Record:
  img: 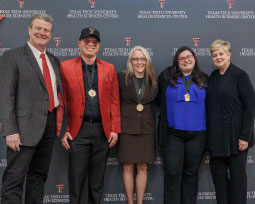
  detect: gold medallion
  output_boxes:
[184,93,190,102]
[136,104,144,112]
[88,89,96,97]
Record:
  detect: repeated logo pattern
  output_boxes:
[124,37,132,47]
[17,0,25,8]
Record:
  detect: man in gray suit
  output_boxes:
[0,14,67,204]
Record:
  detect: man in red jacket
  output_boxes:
[60,27,121,204]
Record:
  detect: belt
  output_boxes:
[83,117,102,123]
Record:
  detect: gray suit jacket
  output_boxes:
[0,44,67,146]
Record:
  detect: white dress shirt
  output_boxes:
[27,41,59,107]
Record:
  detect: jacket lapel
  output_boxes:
[97,58,103,101]
[24,44,46,89]
[74,57,85,98]
[127,76,139,104]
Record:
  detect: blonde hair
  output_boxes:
[126,46,157,87]
[210,39,231,54]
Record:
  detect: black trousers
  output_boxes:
[1,110,56,204]
[209,150,248,204]
[68,121,109,204]
[161,129,206,204]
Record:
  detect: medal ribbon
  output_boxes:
[132,75,146,104]
[181,75,192,94]
[85,63,95,91]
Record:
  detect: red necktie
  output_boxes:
[40,53,55,112]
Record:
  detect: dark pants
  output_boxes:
[1,111,56,204]
[209,150,248,204]
[161,129,206,204]
[68,121,109,204]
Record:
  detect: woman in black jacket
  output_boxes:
[207,39,255,204]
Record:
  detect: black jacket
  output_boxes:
[156,67,172,147]
[207,63,255,156]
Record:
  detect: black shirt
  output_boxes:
[81,59,101,119]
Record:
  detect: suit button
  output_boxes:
[82,102,84,105]
[80,115,82,118]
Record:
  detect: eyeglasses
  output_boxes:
[178,55,194,62]
[131,58,147,63]
[83,39,99,45]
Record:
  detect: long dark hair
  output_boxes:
[170,46,207,89]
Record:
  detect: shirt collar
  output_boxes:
[216,62,232,76]
[81,58,97,69]
[27,41,46,58]
[177,75,191,84]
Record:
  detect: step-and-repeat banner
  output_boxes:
[0,0,255,203]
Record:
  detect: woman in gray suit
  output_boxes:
[117,46,158,204]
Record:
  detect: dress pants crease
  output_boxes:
[1,110,56,204]
[69,121,109,204]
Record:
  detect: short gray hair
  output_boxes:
[29,13,53,29]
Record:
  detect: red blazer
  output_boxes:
[60,56,121,139]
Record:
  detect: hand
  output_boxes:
[6,133,22,152]
[61,132,73,150]
[108,132,118,148]
[238,139,248,151]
